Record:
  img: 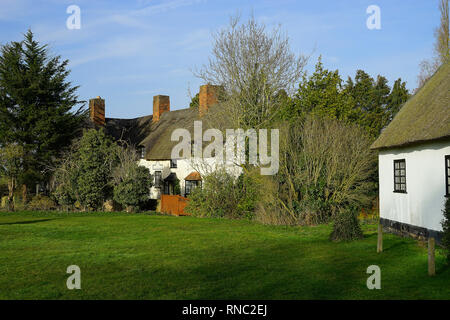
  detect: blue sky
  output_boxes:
[0,0,440,118]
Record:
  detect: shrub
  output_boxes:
[330,208,363,241]
[276,115,377,224]
[185,168,261,219]
[27,195,57,211]
[52,129,118,210]
[112,144,152,212]
[75,129,118,210]
[442,197,450,263]
[113,165,152,212]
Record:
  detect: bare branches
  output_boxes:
[195,14,307,129]
[276,116,376,224]
[417,0,449,89]
[435,0,450,64]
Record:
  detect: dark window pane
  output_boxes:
[154,171,162,188]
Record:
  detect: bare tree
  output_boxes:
[417,0,449,89]
[196,14,308,129]
[435,0,450,64]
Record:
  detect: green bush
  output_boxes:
[442,197,450,263]
[27,195,57,211]
[113,165,152,211]
[185,168,261,219]
[52,129,118,211]
[330,208,363,241]
[75,129,117,210]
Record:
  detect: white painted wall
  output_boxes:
[379,140,450,232]
[138,157,243,199]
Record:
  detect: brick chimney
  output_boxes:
[89,96,105,126]
[153,95,170,123]
[199,84,221,117]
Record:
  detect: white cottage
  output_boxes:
[371,62,450,242]
[88,84,242,200]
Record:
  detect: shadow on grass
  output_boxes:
[0,218,57,225]
[436,263,450,275]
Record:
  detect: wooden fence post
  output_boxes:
[377,223,383,253]
[428,237,435,276]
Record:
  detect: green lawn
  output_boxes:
[0,211,448,300]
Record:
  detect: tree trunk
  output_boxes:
[22,184,27,203]
[7,178,15,211]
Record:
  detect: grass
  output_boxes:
[0,211,448,300]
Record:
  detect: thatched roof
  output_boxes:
[105,107,213,160]
[371,61,450,150]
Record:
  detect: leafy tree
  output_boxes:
[344,70,409,138]
[53,132,154,212]
[283,58,409,139]
[189,93,199,108]
[74,129,117,210]
[385,78,409,122]
[112,143,152,211]
[0,30,86,187]
[343,71,389,138]
[0,144,24,210]
[113,165,152,212]
[282,57,353,121]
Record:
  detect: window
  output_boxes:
[393,159,406,193]
[170,159,177,168]
[163,181,171,195]
[154,171,162,188]
[445,155,450,197]
[185,180,201,196]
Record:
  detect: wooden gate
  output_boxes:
[160,194,190,216]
